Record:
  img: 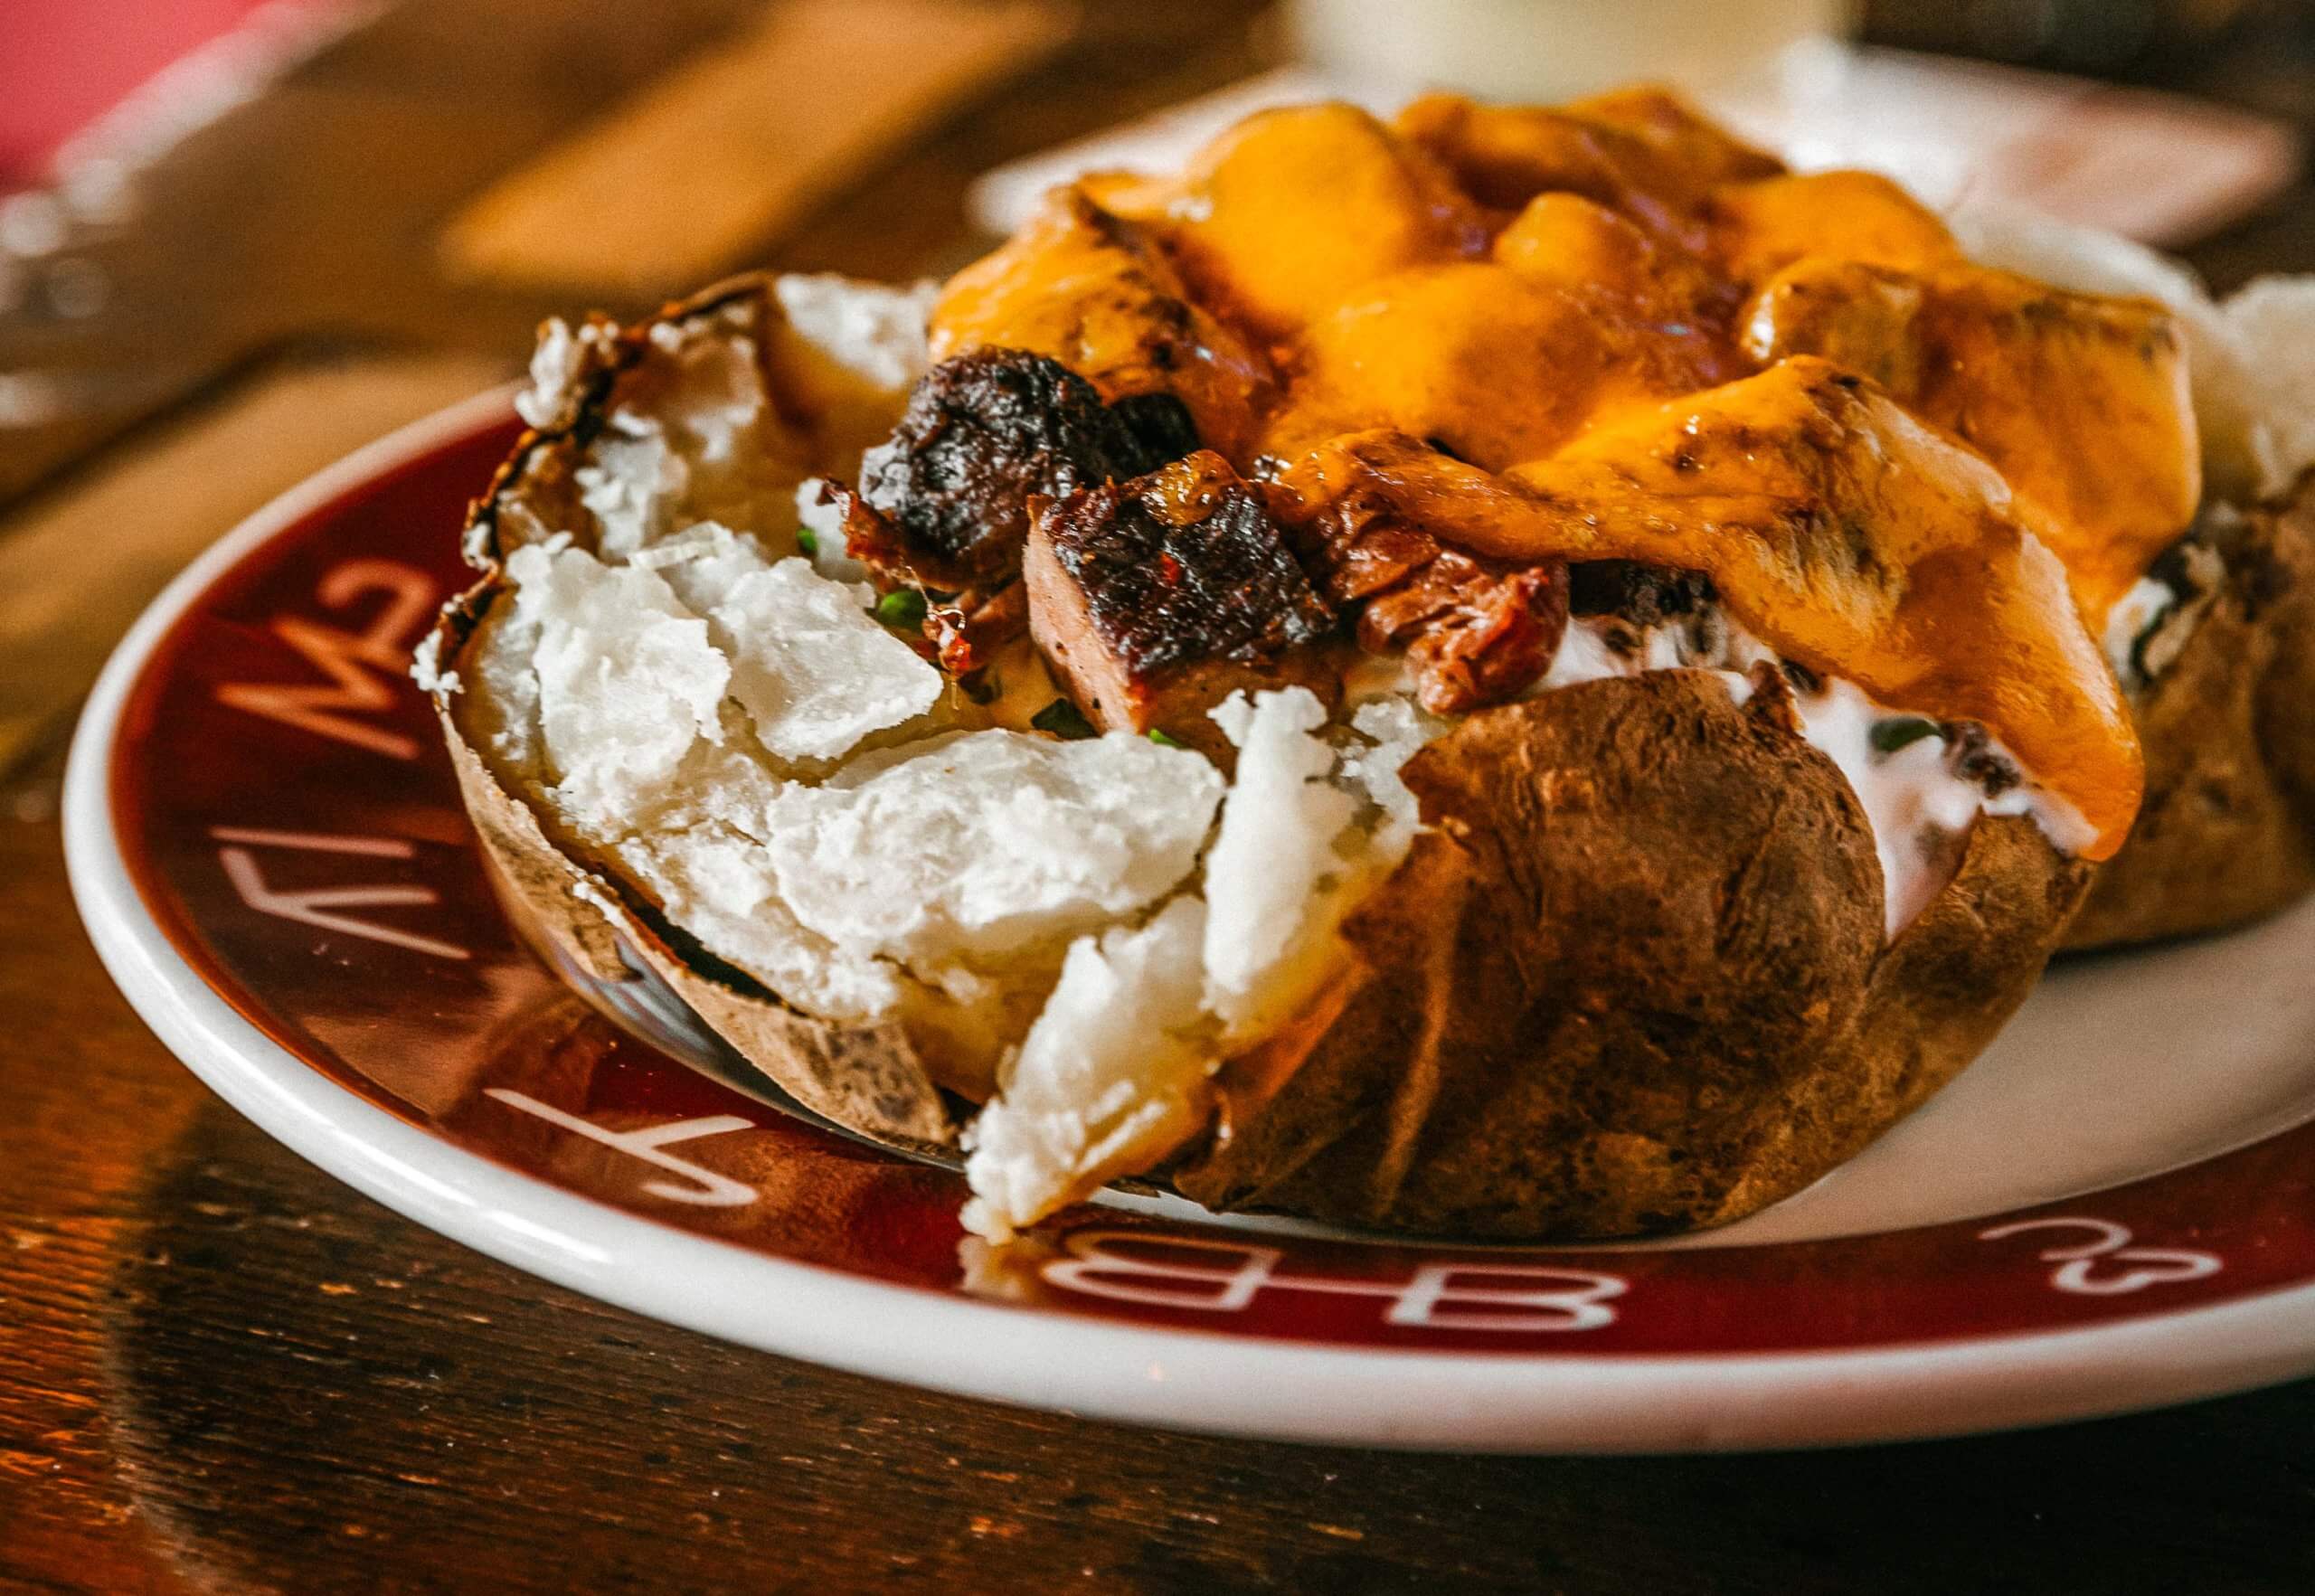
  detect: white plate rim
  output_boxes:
[61,389,2315,1453]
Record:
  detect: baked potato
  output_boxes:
[1940,205,2315,948]
[2062,485,2315,947]
[423,90,2310,1242]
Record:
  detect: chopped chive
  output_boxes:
[1870,716,1942,757]
[796,524,819,558]
[1147,727,1183,749]
[874,588,927,628]
[1031,698,1097,740]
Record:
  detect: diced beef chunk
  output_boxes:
[1296,483,1569,715]
[1363,552,1569,713]
[1026,451,1337,751]
[846,348,1199,675]
[855,348,1159,586]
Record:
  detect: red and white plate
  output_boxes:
[65,394,2315,1452]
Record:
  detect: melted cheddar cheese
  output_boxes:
[932,90,2196,858]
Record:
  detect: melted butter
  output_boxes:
[930,88,2187,860]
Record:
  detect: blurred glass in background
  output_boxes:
[1289,0,1855,101]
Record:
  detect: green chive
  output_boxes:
[796,524,819,558]
[1147,727,1183,749]
[1870,716,1942,756]
[1031,698,1097,740]
[874,589,927,628]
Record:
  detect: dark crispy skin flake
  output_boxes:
[1568,560,1715,626]
[1025,450,1337,752]
[846,347,1200,675]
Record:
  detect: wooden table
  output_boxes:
[5,4,2314,1590]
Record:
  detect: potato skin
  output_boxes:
[1174,673,2089,1238]
[2065,480,2315,949]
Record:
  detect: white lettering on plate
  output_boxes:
[1039,1230,1627,1331]
[210,825,420,857]
[1979,1216,2223,1296]
[485,1090,758,1207]
[214,558,436,759]
[212,826,468,960]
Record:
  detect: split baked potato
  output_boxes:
[1944,205,2315,948]
[423,90,2315,1242]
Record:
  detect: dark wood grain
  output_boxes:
[6,3,2315,1590]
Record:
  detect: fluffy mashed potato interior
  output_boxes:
[963,685,1419,1239]
[485,529,1233,1033]
[474,282,1432,1238]
[959,898,1213,1242]
[1201,689,1366,1035]
[484,515,1411,1232]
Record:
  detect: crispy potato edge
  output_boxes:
[427,272,960,1154]
[2065,477,2315,949]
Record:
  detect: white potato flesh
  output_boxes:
[639,524,941,764]
[1339,694,1449,852]
[1201,687,1361,1034]
[2219,277,2315,498]
[759,730,1224,966]
[615,747,904,1022]
[961,896,1213,1241]
[772,274,942,392]
[506,541,729,839]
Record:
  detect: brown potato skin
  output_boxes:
[2065,480,2315,950]
[1175,673,2089,1238]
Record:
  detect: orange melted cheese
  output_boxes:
[932,90,2196,858]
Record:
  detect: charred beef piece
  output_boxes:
[855,348,1158,585]
[1109,390,1202,466]
[845,348,1196,674]
[1296,481,1570,715]
[1025,450,1337,753]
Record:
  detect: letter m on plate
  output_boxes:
[214,560,436,760]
